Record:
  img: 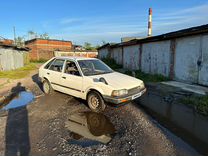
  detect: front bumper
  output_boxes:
[103,88,146,104]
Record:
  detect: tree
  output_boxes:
[15,36,25,47]
[95,44,101,49]
[101,40,107,45]
[28,31,50,40]
[28,30,38,40]
[40,33,50,39]
[84,42,93,50]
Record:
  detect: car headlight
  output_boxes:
[140,82,145,89]
[111,89,128,97]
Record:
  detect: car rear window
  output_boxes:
[44,58,55,69]
[49,59,65,72]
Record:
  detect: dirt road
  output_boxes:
[0,72,199,156]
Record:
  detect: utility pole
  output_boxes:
[13,26,16,45]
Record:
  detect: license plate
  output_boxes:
[132,92,142,100]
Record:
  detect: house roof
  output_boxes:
[98,24,208,49]
[25,38,72,44]
[97,43,117,50]
[0,44,30,51]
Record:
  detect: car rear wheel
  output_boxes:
[87,91,106,112]
[43,80,53,94]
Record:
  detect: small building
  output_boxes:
[25,38,72,61]
[0,37,14,46]
[0,44,29,71]
[97,24,208,86]
[73,45,86,51]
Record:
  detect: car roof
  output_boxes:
[54,56,98,61]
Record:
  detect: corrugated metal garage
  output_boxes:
[97,24,208,86]
[123,45,140,70]
[0,44,29,71]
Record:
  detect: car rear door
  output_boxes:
[60,59,83,98]
[46,59,65,92]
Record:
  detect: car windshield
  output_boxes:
[78,59,113,76]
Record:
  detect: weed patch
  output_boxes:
[0,63,37,79]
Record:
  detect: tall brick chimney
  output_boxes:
[148,8,152,36]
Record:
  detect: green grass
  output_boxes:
[0,63,37,79]
[30,59,48,63]
[125,70,169,83]
[102,58,123,70]
[180,96,208,116]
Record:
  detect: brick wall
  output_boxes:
[0,39,13,45]
[26,39,72,60]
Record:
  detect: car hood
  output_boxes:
[89,72,143,90]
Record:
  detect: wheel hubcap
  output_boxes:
[90,96,99,109]
[43,82,49,93]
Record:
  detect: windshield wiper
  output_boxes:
[100,71,113,74]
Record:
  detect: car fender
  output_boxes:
[84,86,105,99]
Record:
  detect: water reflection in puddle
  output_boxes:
[65,112,116,147]
[0,91,34,110]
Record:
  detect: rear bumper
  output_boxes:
[103,88,146,104]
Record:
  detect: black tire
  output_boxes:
[42,80,54,94]
[87,91,106,112]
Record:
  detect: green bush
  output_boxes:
[125,70,169,83]
[23,53,30,65]
[101,58,123,70]
[30,59,48,63]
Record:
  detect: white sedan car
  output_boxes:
[39,57,146,112]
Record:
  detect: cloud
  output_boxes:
[146,3,208,35]
[60,18,85,25]
[52,30,140,45]
[44,3,208,45]
[166,3,208,16]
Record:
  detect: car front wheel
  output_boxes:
[42,80,53,94]
[87,91,106,112]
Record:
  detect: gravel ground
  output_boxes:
[0,73,199,156]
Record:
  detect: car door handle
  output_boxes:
[62,76,66,79]
[47,72,50,75]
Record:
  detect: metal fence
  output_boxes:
[0,48,27,71]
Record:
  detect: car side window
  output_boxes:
[64,60,81,76]
[44,58,55,69]
[49,59,65,72]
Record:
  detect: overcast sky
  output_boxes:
[1,0,208,45]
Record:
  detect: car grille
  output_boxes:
[128,86,144,95]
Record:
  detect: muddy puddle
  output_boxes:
[0,91,34,111]
[65,112,116,147]
[139,104,208,155]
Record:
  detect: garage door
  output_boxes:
[174,36,201,83]
[198,35,208,86]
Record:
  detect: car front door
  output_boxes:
[60,60,83,98]
[47,59,65,92]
